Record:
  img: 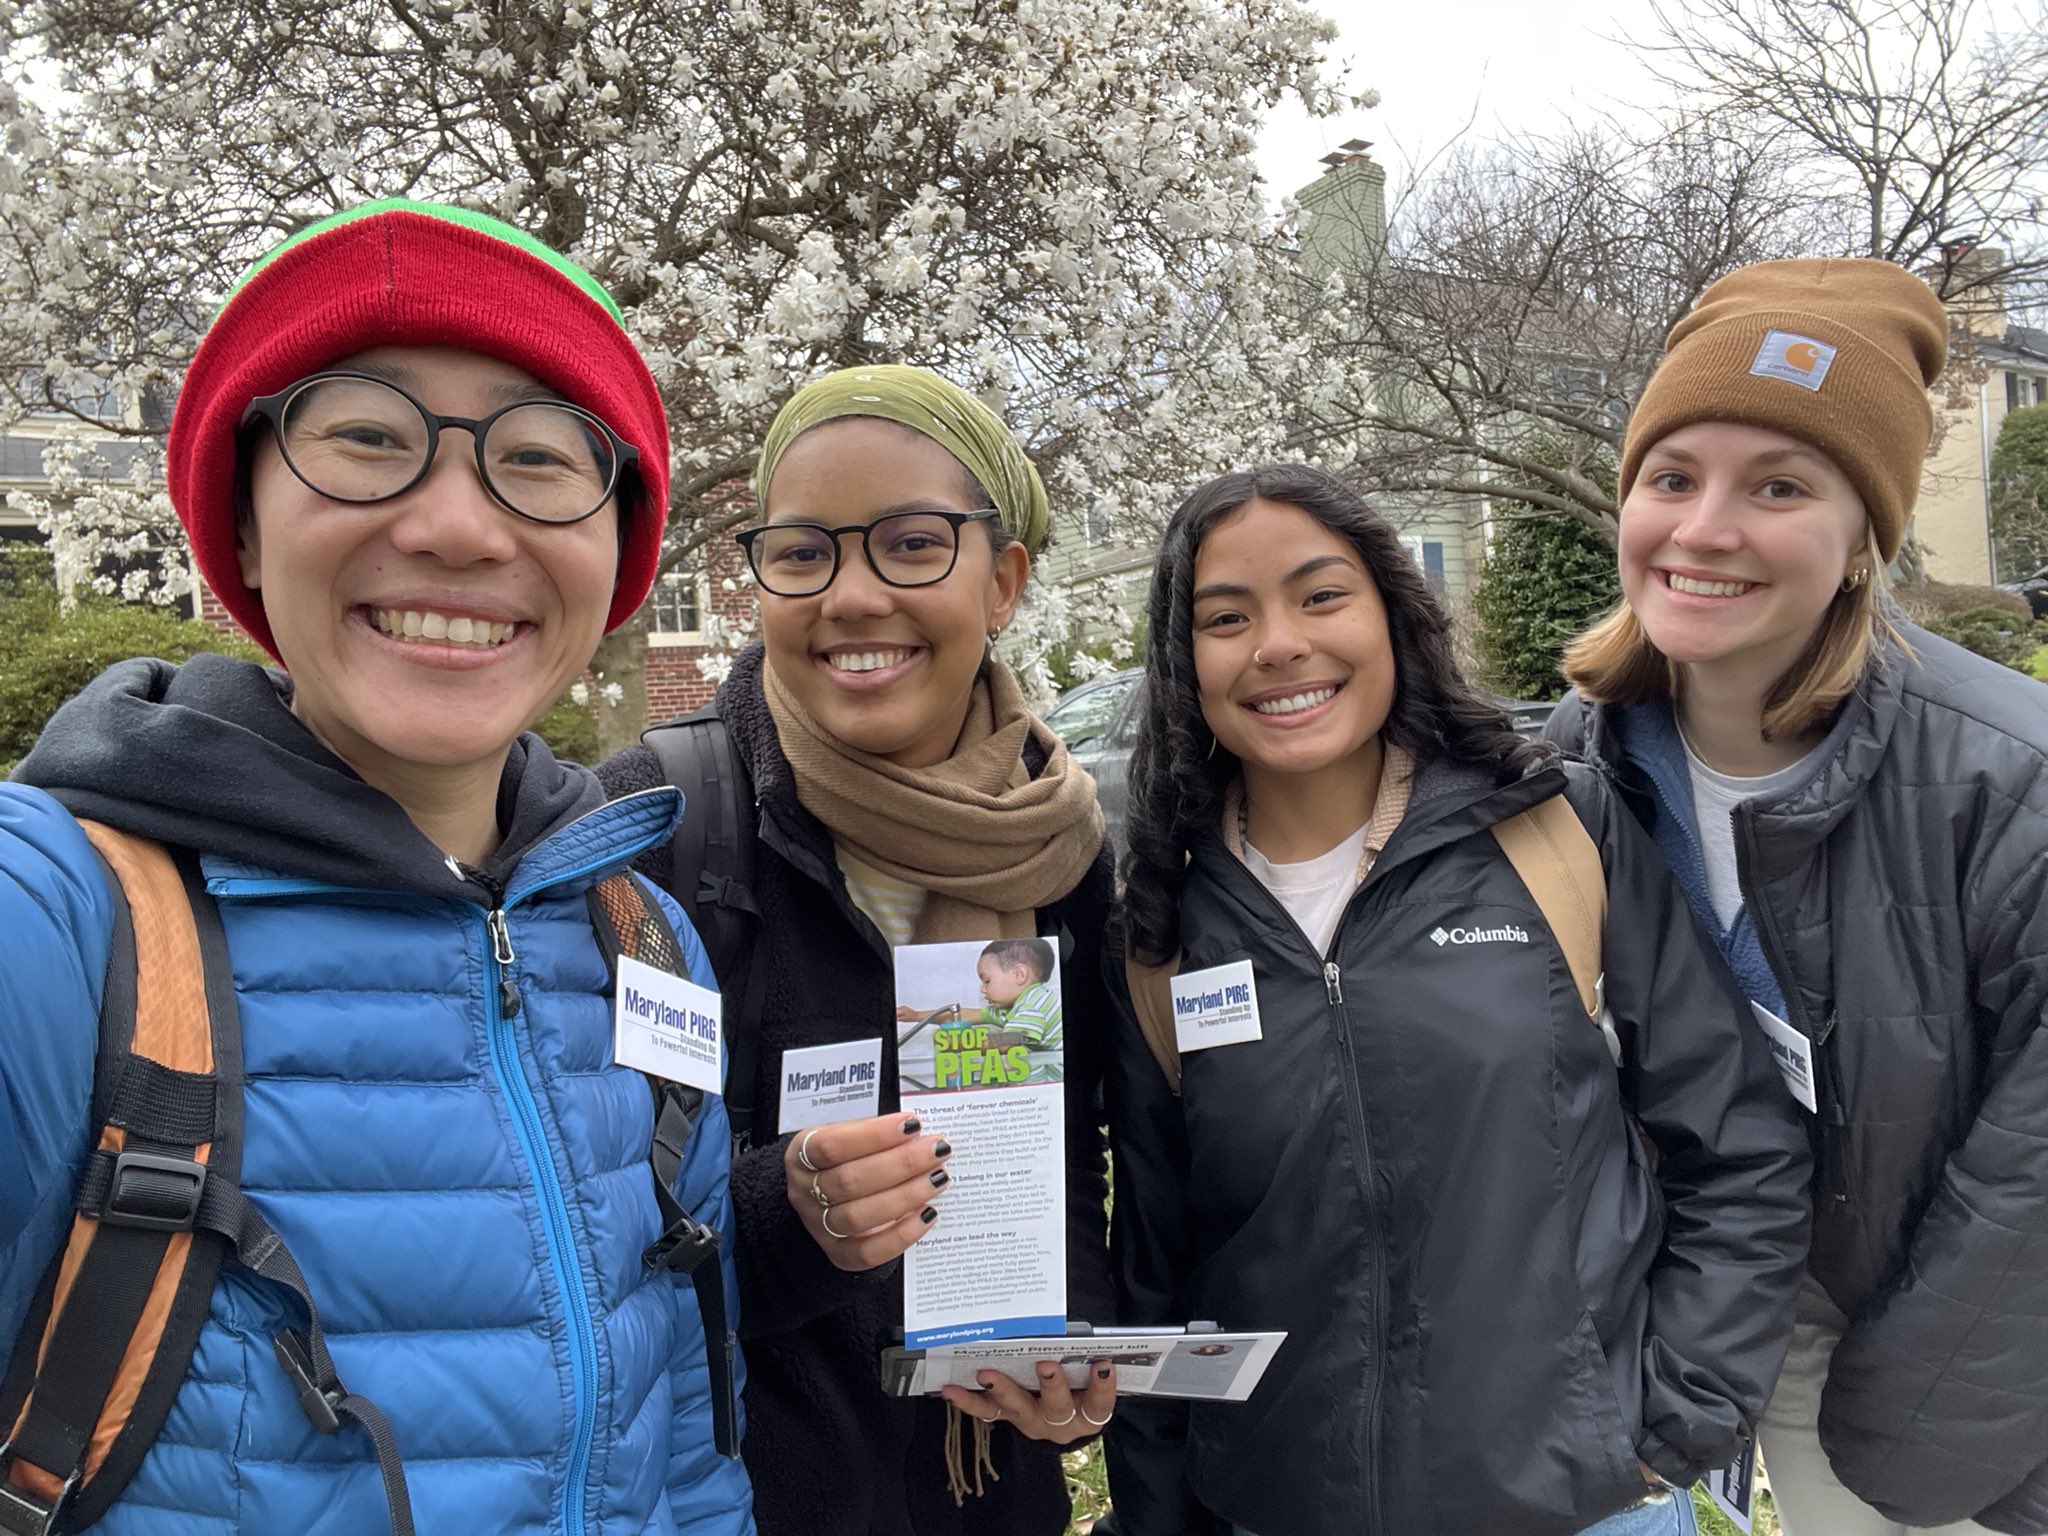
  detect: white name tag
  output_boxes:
[613,953,723,1094]
[778,1039,884,1132]
[1750,1002,1817,1113]
[1170,960,1263,1053]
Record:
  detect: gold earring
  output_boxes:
[1843,567,1871,591]
[987,628,1002,643]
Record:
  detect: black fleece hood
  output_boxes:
[12,653,601,900]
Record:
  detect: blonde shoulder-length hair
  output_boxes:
[1562,558,1903,742]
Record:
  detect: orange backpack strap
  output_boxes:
[0,823,232,1534]
[586,872,739,1459]
[1123,947,1185,1096]
[0,823,416,1536]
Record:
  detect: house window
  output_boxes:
[1399,534,1447,594]
[649,565,706,638]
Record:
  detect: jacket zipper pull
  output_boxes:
[1325,961,1343,1005]
[488,908,521,1018]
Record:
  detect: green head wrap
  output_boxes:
[754,365,1051,555]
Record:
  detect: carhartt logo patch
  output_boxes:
[1749,330,1837,391]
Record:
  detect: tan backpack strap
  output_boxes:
[1123,948,1184,1096]
[1490,794,1606,1021]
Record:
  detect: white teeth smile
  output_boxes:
[1666,573,1755,597]
[1252,688,1336,716]
[370,609,517,647]
[826,649,914,673]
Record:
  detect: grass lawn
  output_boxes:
[1065,1443,1781,1534]
[2029,644,2048,680]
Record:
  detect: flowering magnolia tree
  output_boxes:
[1,0,1358,744]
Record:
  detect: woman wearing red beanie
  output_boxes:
[1551,257,2048,1536]
[0,201,754,1535]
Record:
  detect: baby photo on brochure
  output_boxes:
[894,937,1064,1092]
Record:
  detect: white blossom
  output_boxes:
[2,0,1360,679]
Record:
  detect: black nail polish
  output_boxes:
[930,1169,950,1189]
[902,1115,922,1135]
[933,1140,952,1158]
[1039,1364,1058,1379]
[920,1206,939,1224]
[1096,1366,1112,1380]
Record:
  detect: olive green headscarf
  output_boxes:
[753,364,1051,555]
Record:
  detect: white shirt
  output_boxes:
[1242,823,1372,957]
[1680,732,1824,931]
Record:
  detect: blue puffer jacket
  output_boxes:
[0,657,754,1536]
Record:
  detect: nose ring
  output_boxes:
[1255,648,1266,666]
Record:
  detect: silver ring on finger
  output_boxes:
[820,1206,848,1240]
[1081,1406,1113,1427]
[810,1172,832,1209]
[797,1128,822,1173]
[1043,1408,1078,1427]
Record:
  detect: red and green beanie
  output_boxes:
[167,198,670,656]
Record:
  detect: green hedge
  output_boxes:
[1922,604,2047,675]
[1473,513,1620,701]
[0,589,266,775]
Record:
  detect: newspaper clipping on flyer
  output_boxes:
[886,1330,1287,1402]
[895,937,1067,1349]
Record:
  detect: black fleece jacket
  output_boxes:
[598,646,1115,1536]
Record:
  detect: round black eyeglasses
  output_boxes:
[735,509,1001,596]
[241,371,637,525]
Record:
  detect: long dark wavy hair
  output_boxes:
[1121,464,1550,963]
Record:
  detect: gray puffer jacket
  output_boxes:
[1548,624,2048,1533]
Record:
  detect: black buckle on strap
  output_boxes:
[0,1453,79,1536]
[644,1217,720,1275]
[100,1152,206,1232]
[272,1330,344,1435]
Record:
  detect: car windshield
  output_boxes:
[1045,677,1130,750]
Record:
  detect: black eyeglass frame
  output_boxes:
[239,370,639,526]
[735,508,1002,596]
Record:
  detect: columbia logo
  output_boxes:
[1431,922,1530,947]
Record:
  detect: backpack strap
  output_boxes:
[1490,792,1621,1062]
[642,707,768,1152]
[0,824,414,1536]
[1123,949,1184,1096]
[585,873,740,1460]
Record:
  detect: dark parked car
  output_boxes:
[2003,566,2048,620]
[1043,668,1142,848]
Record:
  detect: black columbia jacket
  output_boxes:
[1104,757,1811,1536]
[1550,625,2048,1533]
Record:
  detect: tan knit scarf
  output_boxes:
[763,657,1104,942]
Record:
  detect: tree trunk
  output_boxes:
[591,609,651,760]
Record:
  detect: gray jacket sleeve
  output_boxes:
[1819,759,2048,1528]
[1570,767,1815,1484]
[1541,690,1590,755]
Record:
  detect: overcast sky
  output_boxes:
[1254,0,1655,202]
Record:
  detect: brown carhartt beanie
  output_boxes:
[1620,258,1949,561]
